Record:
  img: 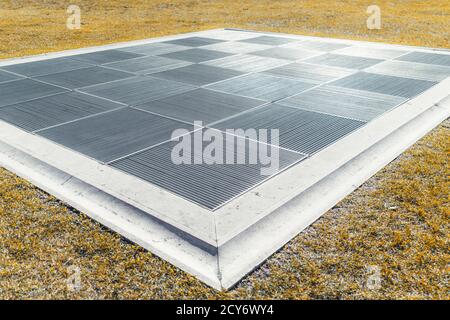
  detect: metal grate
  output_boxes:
[263,62,355,84]
[277,85,407,122]
[162,37,225,47]
[104,56,192,74]
[0,79,68,108]
[111,130,306,210]
[239,36,298,46]
[0,70,24,83]
[365,60,450,82]
[330,72,437,98]
[0,92,123,132]
[134,88,266,124]
[158,48,233,63]
[38,107,193,162]
[68,49,144,65]
[206,73,315,102]
[202,54,289,73]
[396,51,450,67]
[0,58,91,77]
[303,53,384,70]
[150,64,244,86]
[212,103,365,155]
[80,76,196,106]
[35,67,134,89]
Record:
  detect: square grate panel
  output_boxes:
[162,37,225,47]
[111,129,305,210]
[158,48,234,63]
[0,92,123,132]
[284,40,350,52]
[35,67,134,89]
[117,43,189,56]
[263,62,355,84]
[206,73,315,102]
[330,72,438,98]
[239,36,298,46]
[202,54,290,73]
[303,53,384,70]
[0,58,91,77]
[134,88,266,124]
[212,103,365,155]
[201,41,271,54]
[104,56,192,74]
[396,51,450,67]
[335,46,408,60]
[0,70,23,83]
[0,79,68,108]
[69,50,144,65]
[150,64,243,86]
[277,85,407,122]
[251,47,320,61]
[365,60,450,82]
[38,107,193,162]
[80,76,196,106]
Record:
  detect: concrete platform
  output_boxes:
[0,29,449,289]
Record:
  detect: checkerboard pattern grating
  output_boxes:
[1,30,448,209]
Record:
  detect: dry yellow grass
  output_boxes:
[0,0,449,299]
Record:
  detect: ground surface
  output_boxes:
[0,0,449,299]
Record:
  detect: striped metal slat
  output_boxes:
[277,85,407,122]
[330,72,437,98]
[111,130,305,210]
[212,104,365,155]
[0,79,68,108]
[38,108,192,162]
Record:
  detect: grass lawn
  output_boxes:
[0,0,449,299]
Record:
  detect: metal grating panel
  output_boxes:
[162,37,224,47]
[304,53,384,70]
[104,56,192,74]
[158,48,234,63]
[201,41,271,54]
[396,51,450,67]
[239,36,298,46]
[150,64,243,86]
[212,103,365,155]
[111,130,305,210]
[0,70,24,83]
[263,62,355,84]
[35,67,134,89]
[80,76,196,106]
[203,30,262,41]
[38,107,192,162]
[365,60,450,82]
[335,46,408,59]
[0,58,91,77]
[283,40,350,52]
[0,92,124,132]
[135,88,266,124]
[117,43,189,55]
[206,73,315,102]
[0,79,68,108]
[68,50,144,65]
[277,85,407,122]
[202,54,290,73]
[330,72,438,98]
[251,47,320,61]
